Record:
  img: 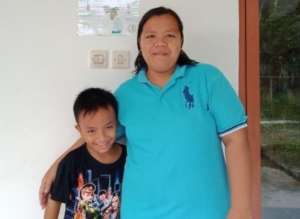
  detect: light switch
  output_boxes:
[89,50,108,69]
[112,50,130,69]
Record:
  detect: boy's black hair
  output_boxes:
[134,6,198,73]
[73,88,118,122]
[99,190,107,195]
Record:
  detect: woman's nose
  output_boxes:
[154,37,167,47]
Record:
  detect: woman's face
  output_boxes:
[139,14,182,75]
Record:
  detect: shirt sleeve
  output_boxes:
[114,88,126,142]
[116,123,126,145]
[207,67,248,137]
[50,158,72,203]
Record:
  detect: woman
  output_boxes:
[40,7,252,219]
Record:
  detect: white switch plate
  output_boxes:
[112,50,130,69]
[89,50,108,69]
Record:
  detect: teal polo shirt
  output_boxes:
[115,64,247,219]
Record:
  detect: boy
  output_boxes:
[44,88,126,219]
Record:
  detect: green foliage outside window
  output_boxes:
[260,0,300,121]
[260,0,300,176]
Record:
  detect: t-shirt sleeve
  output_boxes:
[207,67,248,137]
[50,158,72,203]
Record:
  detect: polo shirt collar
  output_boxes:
[137,68,148,83]
[137,65,187,85]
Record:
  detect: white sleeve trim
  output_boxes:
[219,123,248,137]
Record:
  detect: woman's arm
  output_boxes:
[222,127,252,219]
[44,198,61,219]
[39,138,85,208]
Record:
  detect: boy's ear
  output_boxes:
[75,124,80,132]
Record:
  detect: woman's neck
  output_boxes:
[147,67,175,88]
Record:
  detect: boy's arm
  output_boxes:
[39,137,85,208]
[222,127,252,219]
[44,198,61,219]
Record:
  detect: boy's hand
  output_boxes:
[227,207,252,219]
[39,166,57,209]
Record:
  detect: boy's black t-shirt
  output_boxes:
[50,143,126,219]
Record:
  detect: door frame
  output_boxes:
[239,0,261,219]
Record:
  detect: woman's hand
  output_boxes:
[39,138,84,208]
[227,207,252,219]
[39,164,57,209]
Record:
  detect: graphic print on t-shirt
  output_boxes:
[66,169,121,219]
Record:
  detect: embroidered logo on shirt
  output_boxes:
[183,85,194,109]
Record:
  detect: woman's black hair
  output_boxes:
[134,6,198,73]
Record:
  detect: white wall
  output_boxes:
[0,0,238,218]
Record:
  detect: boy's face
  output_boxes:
[99,193,106,201]
[112,195,120,209]
[76,106,117,154]
[81,185,95,201]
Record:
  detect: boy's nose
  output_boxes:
[95,132,106,143]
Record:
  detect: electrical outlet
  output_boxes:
[112,50,130,69]
[89,50,108,69]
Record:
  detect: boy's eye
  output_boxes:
[106,125,114,129]
[87,129,95,134]
[145,34,155,39]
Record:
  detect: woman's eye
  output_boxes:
[167,33,176,38]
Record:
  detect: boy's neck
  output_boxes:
[86,143,122,164]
